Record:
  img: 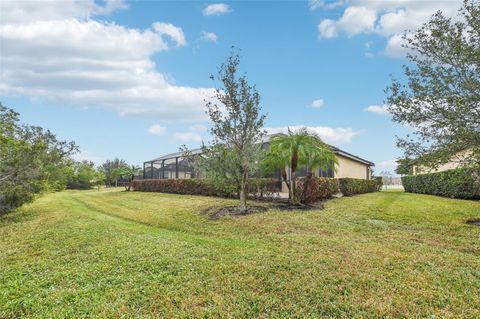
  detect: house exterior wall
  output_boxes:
[335,154,370,179]
[413,149,473,175]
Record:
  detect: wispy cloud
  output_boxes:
[148,124,166,135]
[200,31,218,42]
[364,105,389,115]
[173,132,203,143]
[202,3,231,16]
[266,125,361,145]
[152,22,187,47]
[311,99,324,108]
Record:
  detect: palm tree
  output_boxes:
[118,165,141,191]
[263,128,337,203]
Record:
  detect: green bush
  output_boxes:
[248,178,281,199]
[402,168,480,199]
[131,179,234,197]
[296,177,340,203]
[132,178,281,199]
[338,178,380,196]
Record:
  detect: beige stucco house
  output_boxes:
[412,149,473,175]
[143,135,374,187]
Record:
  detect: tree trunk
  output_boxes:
[239,169,248,213]
[280,167,291,199]
[115,179,118,187]
[291,170,297,204]
[290,152,299,203]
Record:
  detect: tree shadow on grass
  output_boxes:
[0,208,37,227]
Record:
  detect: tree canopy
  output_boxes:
[387,0,480,170]
[0,103,77,214]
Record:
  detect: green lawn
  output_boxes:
[1,189,479,318]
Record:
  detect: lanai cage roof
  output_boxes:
[144,134,374,167]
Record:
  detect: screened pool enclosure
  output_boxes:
[143,149,203,180]
[142,145,331,181]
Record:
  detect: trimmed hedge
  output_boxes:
[132,177,381,202]
[131,179,233,197]
[402,168,480,199]
[131,178,280,199]
[338,178,381,196]
[296,177,340,203]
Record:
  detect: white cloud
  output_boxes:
[152,22,187,47]
[318,20,338,39]
[309,0,345,10]
[311,99,324,108]
[202,3,231,16]
[266,125,361,145]
[0,1,215,122]
[364,105,389,115]
[317,0,462,57]
[0,0,127,24]
[148,124,166,135]
[173,132,203,143]
[383,34,409,58]
[319,6,376,38]
[200,31,218,42]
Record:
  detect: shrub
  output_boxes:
[373,176,383,191]
[131,179,234,198]
[248,178,281,199]
[338,178,380,196]
[402,168,480,199]
[296,177,340,203]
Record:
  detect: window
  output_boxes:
[318,168,334,178]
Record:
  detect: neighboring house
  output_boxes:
[412,149,473,175]
[143,135,374,187]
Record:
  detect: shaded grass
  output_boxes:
[1,188,479,318]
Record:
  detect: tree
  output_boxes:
[99,158,128,187]
[395,158,414,175]
[0,103,77,215]
[67,161,97,189]
[386,0,480,170]
[92,170,106,190]
[200,50,266,212]
[263,129,337,204]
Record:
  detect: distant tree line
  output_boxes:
[0,103,140,215]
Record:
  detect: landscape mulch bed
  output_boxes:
[205,199,325,219]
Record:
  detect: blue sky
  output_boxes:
[0,0,463,173]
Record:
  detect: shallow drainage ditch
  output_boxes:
[466,219,480,226]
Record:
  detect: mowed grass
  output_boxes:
[1,189,479,318]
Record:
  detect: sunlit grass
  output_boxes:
[1,188,479,318]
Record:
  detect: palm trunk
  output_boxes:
[280,167,291,199]
[291,170,298,203]
[290,152,299,203]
